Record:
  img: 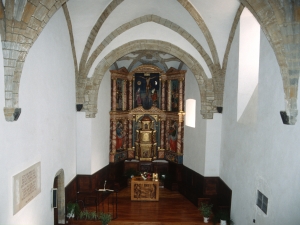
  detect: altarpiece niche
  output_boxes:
[109,65,186,164]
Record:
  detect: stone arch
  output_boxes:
[177,0,220,66]
[77,14,217,106]
[2,0,69,121]
[82,14,214,80]
[83,39,216,119]
[240,0,300,124]
[217,4,244,108]
[54,169,65,224]
[78,0,124,78]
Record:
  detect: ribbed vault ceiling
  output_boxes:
[67,0,240,75]
[2,0,299,124]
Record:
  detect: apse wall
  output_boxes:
[0,9,76,225]
[221,24,300,224]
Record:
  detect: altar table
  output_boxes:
[131,177,159,201]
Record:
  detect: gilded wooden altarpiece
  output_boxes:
[110,65,186,164]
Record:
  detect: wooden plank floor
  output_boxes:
[109,186,213,225]
[70,187,215,225]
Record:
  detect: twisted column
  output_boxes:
[177,121,182,154]
[167,80,172,111]
[112,78,117,111]
[165,119,170,150]
[161,80,166,110]
[123,80,127,111]
[179,78,183,112]
[111,120,117,154]
[128,119,133,149]
[111,119,117,154]
[160,120,165,149]
[123,119,128,149]
[129,80,133,110]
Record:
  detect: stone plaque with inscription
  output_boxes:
[13,162,41,214]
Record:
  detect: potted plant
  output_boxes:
[198,202,213,223]
[88,211,98,220]
[99,212,112,225]
[66,202,80,221]
[213,210,234,225]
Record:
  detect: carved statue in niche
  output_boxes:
[116,120,124,151]
[136,87,142,106]
[135,116,157,161]
[116,79,123,110]
[171,80,179,111]
[168,120,177,152]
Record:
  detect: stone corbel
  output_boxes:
[280,97,298,125]
[4,107,21,121]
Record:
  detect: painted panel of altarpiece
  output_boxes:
[134,73,160,109]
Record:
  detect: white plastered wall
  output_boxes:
[91,70,111,173]
[76,70,111,174]
[76,113,92,174]
[183,67,221,176]
[183,68,206,175]
[0,9,76,225]
[204,113,221,176]
[221,22,300,224]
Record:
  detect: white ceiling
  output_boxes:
[67,0,241,76]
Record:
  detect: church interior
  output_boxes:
[1,0,300,224]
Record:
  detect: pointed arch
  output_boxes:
[240,0,300,124]
[83,40,217,120]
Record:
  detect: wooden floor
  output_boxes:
[110,186,213,225]
[69,186,215,225]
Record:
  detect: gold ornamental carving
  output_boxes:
[129,64,164,76]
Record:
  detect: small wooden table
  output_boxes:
[131,177,159,201]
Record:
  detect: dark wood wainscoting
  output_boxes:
[65,161,232,215]
[164,162,232,214]
[65,162,127,210]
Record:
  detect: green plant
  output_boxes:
[99,212,112,224]
[66,202,80,219]
[213,210,234,225]
[79,209,89,220]
[88,211,98,220]
[198,202,213,218]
